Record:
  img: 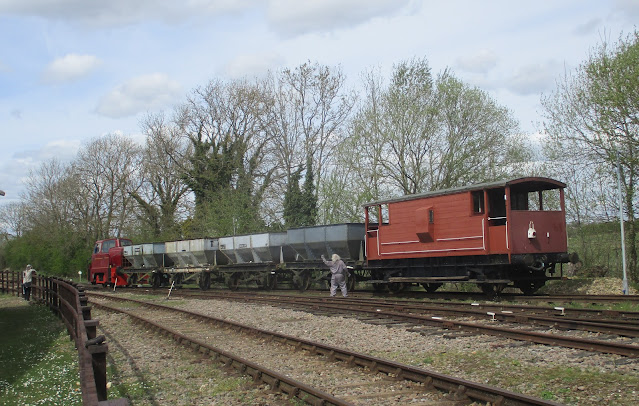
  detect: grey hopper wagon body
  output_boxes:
[286,223,365,261]
[165,238,228,267]
[219,232,296,264]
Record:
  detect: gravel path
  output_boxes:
[95,294,639,405]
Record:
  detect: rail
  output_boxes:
[0,270,127,406]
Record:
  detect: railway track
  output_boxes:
[159,290,639,357]
[89,292,563,406]
[376,290,639,304]
[82,283,639,305]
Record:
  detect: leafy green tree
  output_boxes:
[283,167,304,227]
[301,156,318,226]
[175,78,278,236]
[283,157,318,228]
[337,58,522,208]
[542,31,639,281]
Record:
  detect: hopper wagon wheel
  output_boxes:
[263,272,277,290]
[151,273,162,289]
[127,273,138,287]
[293,271,311,292]
[171,273,183,286]
[198,272,211,291]
[421,283,442,293]
[346,273,356,292]
[227,273,240,290]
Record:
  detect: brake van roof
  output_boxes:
[363,177,566,207]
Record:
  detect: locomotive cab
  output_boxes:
[89,238,133,285]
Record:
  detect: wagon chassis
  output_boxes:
[121,261,361,292]
[361,253,565,295]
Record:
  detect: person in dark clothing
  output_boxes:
[321,254,350,297]
[22,264,37,301]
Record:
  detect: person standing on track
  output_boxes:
[22,264,36,301]
[321,254,350,297]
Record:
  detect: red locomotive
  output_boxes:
[88,238,133,286]
[364,177,574,294]
[88,177,575,295]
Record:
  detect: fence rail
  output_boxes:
[0,270,128,406]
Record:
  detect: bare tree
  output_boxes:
[133,112,192,239]
[0,202,27,238]
[265,62,356,223]
[71,134,143,239]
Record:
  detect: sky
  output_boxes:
[0,0,637,208]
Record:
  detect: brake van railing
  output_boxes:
[0,270,128,406]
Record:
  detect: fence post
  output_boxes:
[87,343,108,401]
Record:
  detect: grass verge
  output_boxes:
[0,294,81,406]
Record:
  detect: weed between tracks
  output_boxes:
[371,348,637,404]
[0,294,81,406]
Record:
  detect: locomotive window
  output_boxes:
[472,191,484,214]
[120,239,133,246]
[101,240,116,253]
[93,243,100,254]
[381,204,390,225]
[429,209,434,223]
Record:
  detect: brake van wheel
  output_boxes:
[387,282,406,293]
[515,280,545,295]
[372,283,388,292]
[421,283,442,293]
[480,283,506,295]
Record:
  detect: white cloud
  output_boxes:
[613,0,639,23]
[267,0,411,37]
[0,139,81,204]
[455,49,498,74]
[505,61,561,96]
[573,18,602,36]
[42,54,101,83]
[0,0,257,26]
[224,52,285,78]
[96,73,182,118]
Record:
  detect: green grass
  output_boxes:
[388,348,639,405]
[0,294,81,406]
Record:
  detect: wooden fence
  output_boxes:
[0,270,128,406]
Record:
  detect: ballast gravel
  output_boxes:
[96,293,639,405]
